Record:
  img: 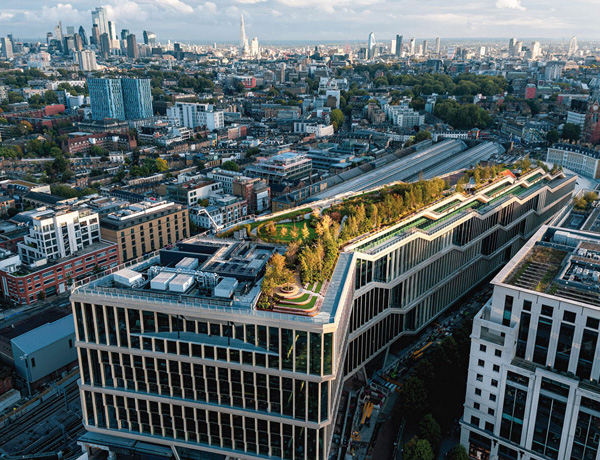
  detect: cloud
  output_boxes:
[225,5,240,17]
[235,0,267,3]
[105,1,148,22]
[271,9,283,16]
[197,1,217,15]
[24,3,85,23]
[495,0,526,10]
[153,0,194,14]
[0,12,15,21]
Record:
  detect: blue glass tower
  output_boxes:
[88,78,152,121]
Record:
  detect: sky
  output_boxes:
[0,0,598,43]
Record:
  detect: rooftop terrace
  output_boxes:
[348,169,562,255]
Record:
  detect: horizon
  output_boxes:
[1,0,599,43]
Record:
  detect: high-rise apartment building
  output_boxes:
[167,102,224,131]
[409,37,416,55]
[435,37,441,54]
[77,50,98,72]
[88,78,152,121]
[73,168,574,460]
[126,34,139,59]
[460,207,600,460]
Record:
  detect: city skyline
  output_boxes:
[0,0,599,42]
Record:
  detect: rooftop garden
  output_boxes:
[574,192,599,211]
[507,246,568,292]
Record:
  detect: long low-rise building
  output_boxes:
[72,168,574,460]
[546,143,600,179]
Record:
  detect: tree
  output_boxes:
[446,445,469,460]
[418,414,442,452]
[156,157,169,172]
[17,120,33,136]
[265,221,277,237]
[301,223,310,241]
[290,226,299,239]
[280,226,288,238]
[397,376,429,421]
[403,437,434,460]
[331,109,344,131]
[562,123,581,142]
[546,129,559,145]
[413,130,432,144]
[222,160,240,172]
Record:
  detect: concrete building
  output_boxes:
[72,168,573,460]
[11,315,78,385]
[245,152,312,184]
[1,37,13,60]
[547,143,600,179]
[460,215,600,460]
[100,200,189,262]
[77,50,98,71]
[17,207,101,265]
[166,180,223,207]
[383,103,425,128]
[126,34,139,59]
[167,102,225,131]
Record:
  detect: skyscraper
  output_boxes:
[91,7,109,37]
[88,78,152,120]
[108,21,117,49]
[126,34,139,59]
[509,37,517,57]
[91,24,100,46]
[78,26,88,47]
[120,29,129,41]
[143,30,156,47]
[0,37,13,59]
[367,32,376,59]
[423,39,428,56]
[395,34,403,57]
[435,37,441,54]
[250,37,259,57]
[54,21,63,42]
[409,37,416,55]
[99,33,110,59]
[240,15,249,56]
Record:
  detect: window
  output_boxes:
[488,408,495,416]
[490,394,497,402]
[586,317,599,329]
[492,379,499,387]
[523,300,532,311]
[477,374,483,382]
[493,364,500,372]
[31,358,36,367]
[478,359,485,367]
[474,402,480,410]
[495,349,502,357]
[480,344,487,352]
[541,304,554,317]
[475,388,482,396]
[503,295,514,326]
[69,339,73,348]
[485,422,494,432]
[563,311,576,323]
[471,416,480,427]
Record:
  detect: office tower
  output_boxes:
[77,49,98,71]
[79,26,88,47]
[367,32,376,59]
[423,39,428,56]
[250,37,259,57]
[126,34,139,59]
[120,29,129,41]
[54,21,63,42]
[509,37,517,57]
[240,14,249,56]
[569,35,578,56]
[143,30,156,46]
[108,21,117,49]
[0,37,13,59]
[409,37,416,55]
[91,24,100,46]
[74,34,83,51]
[435,36,441,54]
[91,7,109,36]
[74,166,574,460]
[460,210,600,460]
[99,33,111,59]
[395,34,403,57]
[46,32,53,44]
[167,102,225,131]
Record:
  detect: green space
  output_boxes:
[432,199,461,213]
[258,220,317,244]
[276,295,318,310]
[314,281,323,294]
[277,292,311,304]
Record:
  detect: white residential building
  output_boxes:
[17,207,101,265]
[461,219,600,460]
[167,102,225,131]
[383,103,425,128]
[77,50,98,72]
